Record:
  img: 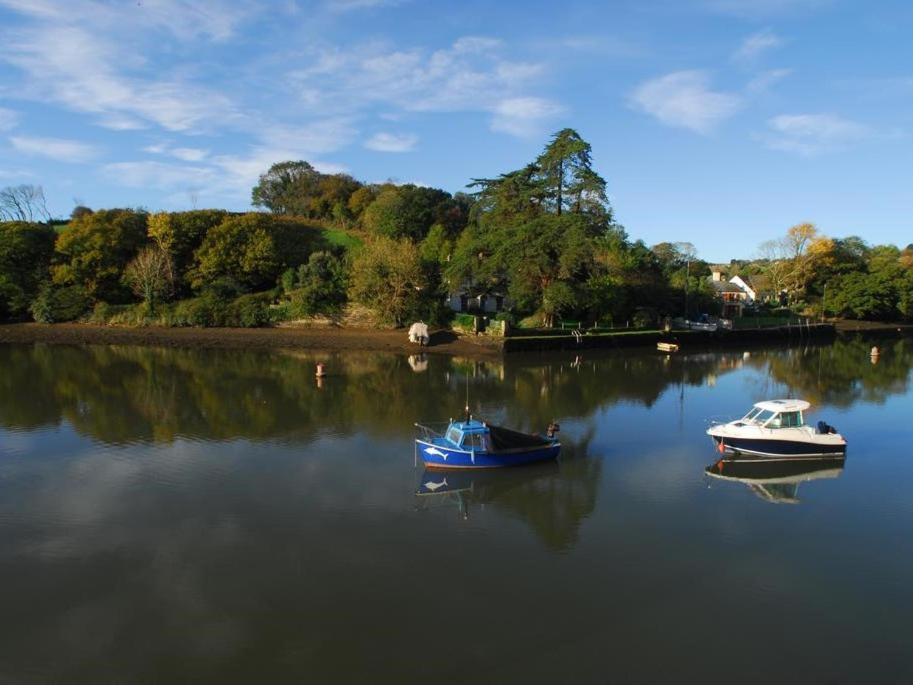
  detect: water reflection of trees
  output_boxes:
[416,437,600,551]
[0,338,909,444]
[745,337,913,407]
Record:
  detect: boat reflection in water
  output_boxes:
[706,455,846,504]
[416,462,561,519]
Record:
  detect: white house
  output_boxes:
[728,275,757,303]
[447,290,508,314]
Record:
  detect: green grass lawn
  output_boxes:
[322,227,362,250]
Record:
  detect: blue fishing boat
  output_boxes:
[414,418,560,469]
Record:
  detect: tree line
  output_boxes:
[1,128,911,328]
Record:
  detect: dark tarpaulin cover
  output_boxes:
[486,424,551,452]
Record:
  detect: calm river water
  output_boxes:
[1,336,912,683]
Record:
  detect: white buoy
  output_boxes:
[316,362,327,377]
[870,346,880,357]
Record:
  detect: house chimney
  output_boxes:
[712,270,723,282]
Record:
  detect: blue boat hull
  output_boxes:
[416,439,560,469]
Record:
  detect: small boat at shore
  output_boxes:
[706,399,846,458]
[414,417,560,469]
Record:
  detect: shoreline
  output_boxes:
[0,321,909,357]
[0,323,504,358]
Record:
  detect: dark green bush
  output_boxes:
[87,302,134,324]
[30,284,90,323]
[452,312,477,332]
[164,291,272,327]
[225,292,272,327]
[167,294,227,327]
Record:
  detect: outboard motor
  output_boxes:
[546,421,560,439]
[817,420,837,435]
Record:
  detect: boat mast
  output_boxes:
[465,371,470,422]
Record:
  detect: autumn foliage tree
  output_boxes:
[191,213,313,291]
[147,210,226,293]
[123,246,174,312]
[348,236,426,326]
[52,209,148,302]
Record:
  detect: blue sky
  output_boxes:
[0,0,910,261]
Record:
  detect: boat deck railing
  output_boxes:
[414,422,449,440]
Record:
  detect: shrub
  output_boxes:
[30,284,90,323]
[453,313,477,332]
[225,292,272,327]
[163,291,273,327]
[166,293,227,327]
[87,302,133,324]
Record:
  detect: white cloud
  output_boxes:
[288,37,556,138]
[170,147,209,162]
[102,160,213,190]
[733,29,782,63]
[0,16,241,133]
[10,135,98,162]
[762,113,870,155]
[326,0,406,10]
[630,71,742,134]
[746,68,792,93]
[364,132,418,152]
[258,119,358,156]
[0,168,35,179]
[0,107,18,130]
[490,97,564,138]
[97,114,147,131]
[0,0,253,41]
[112,118,355,203]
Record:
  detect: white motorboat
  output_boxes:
[706,399,846,458]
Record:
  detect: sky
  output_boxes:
[0,0,910,262]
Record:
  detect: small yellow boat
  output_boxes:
[657,342,679,352]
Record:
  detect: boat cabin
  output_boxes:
[740,399,810,429]
[440,419,555,453]
[444,420,489,451]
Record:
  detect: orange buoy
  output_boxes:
[717,440,726,454]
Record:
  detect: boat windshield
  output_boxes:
[743,407,764,421]
[756,410,804,428]
[755,409,777,424]
[446,427,461,444]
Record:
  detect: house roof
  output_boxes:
[710,280,744,293]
